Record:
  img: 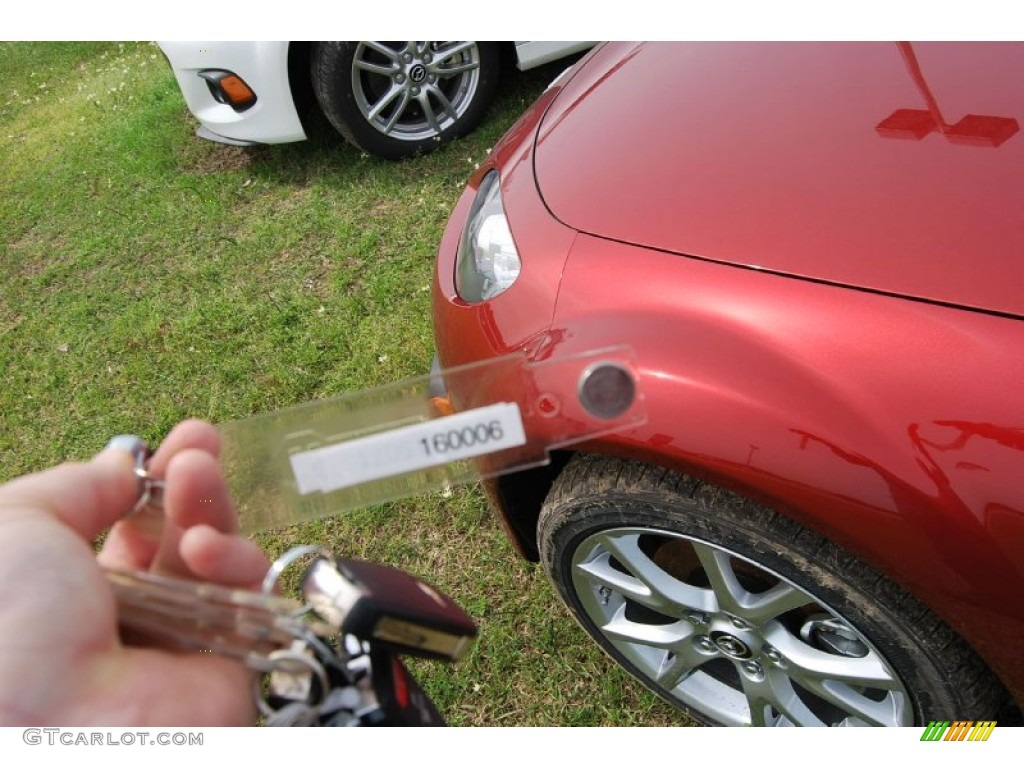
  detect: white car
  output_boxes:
[158,41,593,160]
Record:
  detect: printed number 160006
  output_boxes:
[420,420,504,456]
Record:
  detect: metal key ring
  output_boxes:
[251,648,331,718]
[106,434,166,514]
[262,545,337,617]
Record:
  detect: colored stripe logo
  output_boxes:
[920,721,996,741]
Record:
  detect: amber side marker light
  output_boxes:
[198,69,257,112]
[428,396,456,418]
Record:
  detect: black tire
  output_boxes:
[310,41,500,160]
[538,454,1006,726]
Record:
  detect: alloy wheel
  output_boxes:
[570,526,913,726]
[351,41,482,141]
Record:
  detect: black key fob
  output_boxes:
[302,557,477,661]
[368,648,447,726]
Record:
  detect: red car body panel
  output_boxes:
[432,43,1024,707]
[536,42,1024,317]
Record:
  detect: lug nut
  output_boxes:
[395,74,406,84]
[687,612,710,625]
[696,636,715,653]
[731,617,749,630]
[763,646,782,664]
[743,661,762,676]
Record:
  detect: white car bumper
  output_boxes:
[158,41,306,145]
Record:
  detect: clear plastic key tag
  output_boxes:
[219,346,645,533]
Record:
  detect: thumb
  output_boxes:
[0,448,140,541]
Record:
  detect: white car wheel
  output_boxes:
[311,41,500,160]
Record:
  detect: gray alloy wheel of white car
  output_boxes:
[538,454,1006,726]
[311,41,500,160]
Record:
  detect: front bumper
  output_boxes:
[158,41,306,145]
[196,124,259,147]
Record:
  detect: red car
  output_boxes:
[431,42,1024,727]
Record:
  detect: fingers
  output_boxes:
[27,418,262,587]
[146,448,239,577]
[97,516,162,571]
[0,449,138,541]
[163,449,238,534]
[100,420,236,574]
[180,525,270,588]
[147,419,221,476]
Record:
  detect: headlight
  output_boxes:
[455,170,521,303]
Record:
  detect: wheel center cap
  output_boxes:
[409,64,427,83]
[711,631,752,659]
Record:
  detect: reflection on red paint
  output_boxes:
[877,42,1019,147]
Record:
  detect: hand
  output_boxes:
[0,419,270,726]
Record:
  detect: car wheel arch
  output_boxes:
[534,289,1012,622]
[487,321,1020,700]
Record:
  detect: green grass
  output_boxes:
[0,41,688,726]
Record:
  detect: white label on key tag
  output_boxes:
[289,402,527,495]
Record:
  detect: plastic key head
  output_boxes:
[302,556,477,661]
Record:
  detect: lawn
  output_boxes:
[0,41,686,726]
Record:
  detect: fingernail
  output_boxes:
[104,435,151,466]
[91,446,136,473]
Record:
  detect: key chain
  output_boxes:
[100,438,473,725]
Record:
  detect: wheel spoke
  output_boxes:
[799,679,908,726]
[575,551,666,609]
[764,624,901,689]
[380,90,412,135]
[692,542,750,616]
[743,581,816,623]
[592,531,715,615]
[740,667,825,727]
[432,59,479,77]
[691,542,814,623]
[366,83,405,121]
[602,601,695,649]
[418,92,441,135]
[361,41,402,63]
[599,602,714,692]
[738,673,774,727]
[653,639,715,690]
[430,85,458,122]
[433,41,476,60]
[354,58,396,76]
